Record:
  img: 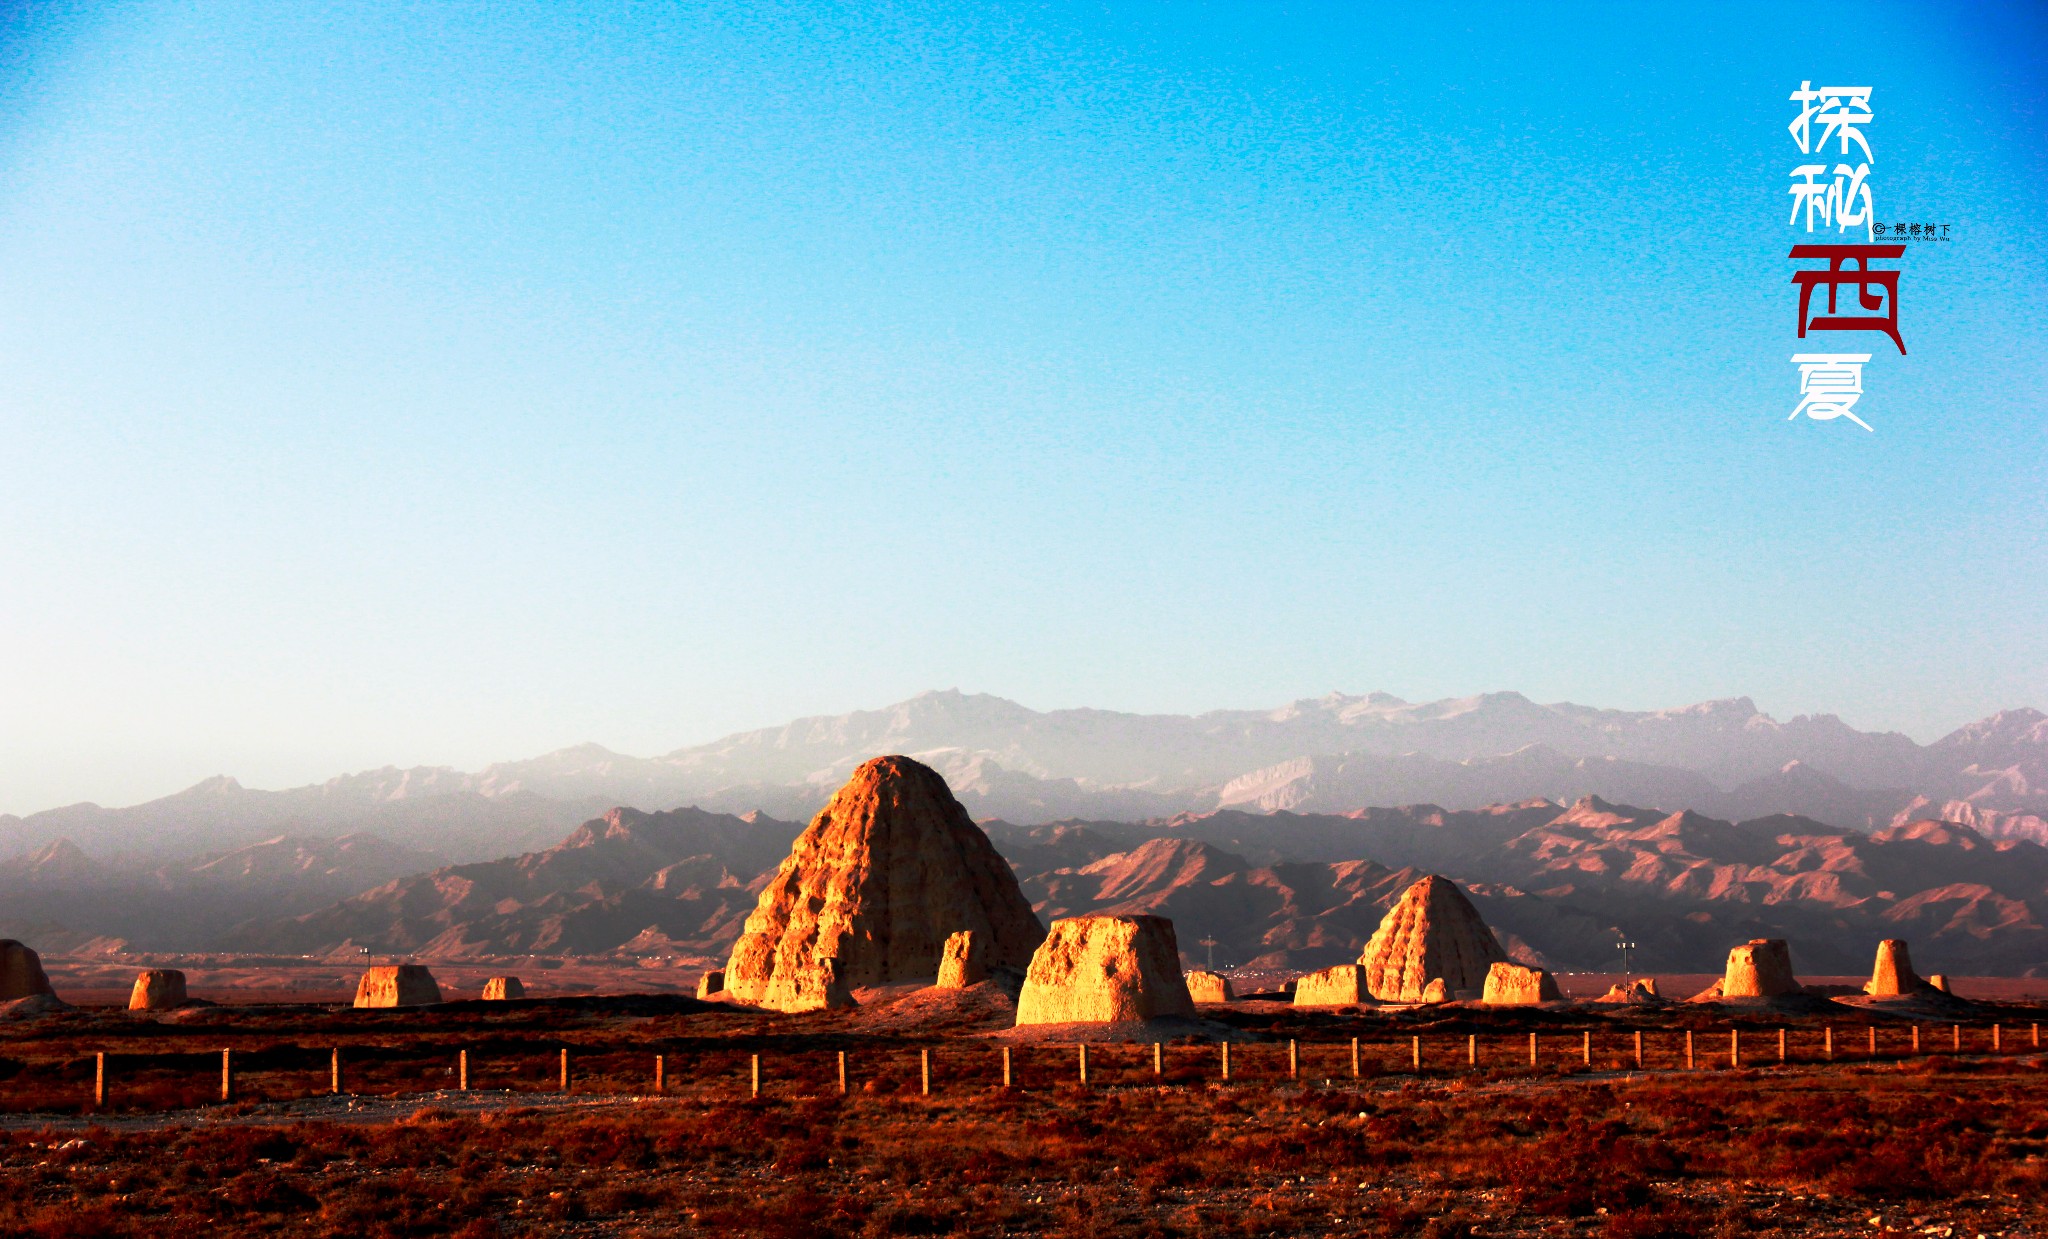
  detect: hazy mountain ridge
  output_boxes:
[5,692,2043,867]
[217,806,803,959]
[189,795,2048,976]
[0,831,448,952]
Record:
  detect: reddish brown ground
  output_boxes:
[1,988,2043,1237]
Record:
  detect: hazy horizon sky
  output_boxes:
[3,2,2044,815]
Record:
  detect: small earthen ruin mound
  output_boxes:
[725,755,1046,1013]
[695,969,725,999]
[1482,961,1562,1005]
[1722,939,1800,998]
[1927,973,1951,994]
[1014,916,1195,1025]
[935,930,987,989]
[1357,875,1507,1002]
[128,969,189,1010]
[1865,939,1928,997]
[1419,978,1450,1003]
[1293,964,1371,1007]
[352,964,442,1008]
[481,976,525,1001]
[1184,970,1234,1003]
[0,940,55,1002]
[1597,978,1660,1004]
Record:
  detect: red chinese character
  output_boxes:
[1790,243,1905,355]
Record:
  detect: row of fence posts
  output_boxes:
[74,1022,2043,1110]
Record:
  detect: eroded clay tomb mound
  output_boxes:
[695,970,725,999]
[1722,938,1800,998]
[1293,963,1370,1006]
[1598,977,1660,1004]
[481,976,525,1001]
[0,941,55,1002]
[1865,939,1929,997]
[935,930,988,989]
[353,964,443,1008]
[1184,970,1234,1003]
[1357,875,1507,1002]
[1481,960,1561,1005]
[128,969,189,1010]
[724,755,1046,1012]
[1014,915,1195,1025]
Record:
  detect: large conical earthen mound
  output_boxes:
[724,755,1046,1012]
[1357,875,1507,1002]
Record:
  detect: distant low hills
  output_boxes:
[35,793,2024,979]
[5,692,2045,865]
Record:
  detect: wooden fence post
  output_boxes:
[1824,1026,1833,1061]
[221,1049,234,1103]
[1582,1030,1591,1067]
[654,1054,665,1094]
[1684,1031,1694,1070]
[1467,1034,1477,1068]
[1528,1033,1538,1069]
[1153,1042,1162,1078]
[2033,1023,2039,1050]
[1000,1047,1010,1090]
[1911,1025,1920,1054]
[1730,1029,1739,1069]
[1350,1037,1360,1079]
[331,1048,342,1095]
[1288,1040,1298,1080]
[750,1053,759,1099]
[560,1048,571,1092]
[1411,1036,1421,1072]
[1077,1043,1088,1086]
[459,1049,469,1091]
[1952,1024,1961,1053]
[840,1050,849,1095]
[1778,1028,1787,1064]
[1993,1025,2002,1053]
[1221,1041,1231,1081]
[95,1052,106,1109]
[1633,1030,1643,1069]
[920,1048,931,1096]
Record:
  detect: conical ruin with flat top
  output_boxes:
[724,755,1045,1013]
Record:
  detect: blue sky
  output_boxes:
[1,1,2043,812]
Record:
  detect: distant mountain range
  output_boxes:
[98,796,2036,978]
[5,691,2045,865]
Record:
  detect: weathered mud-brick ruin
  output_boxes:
[353,964,443,1008]
[1293,963,1370,1006]
[128,968,190,1010]
[1482,960,1561,1005]
[934,930,987,988]
[1722,938,1800,998]
[1014,915,1196,1025]
[1357,875,1507,1002]
[1865,939,1930,997]
[1184,969,1234,1003]
[0,941,55,1002]
[481,976,524,1001]
[694,970,725,999]
[1599,977,1660,1004]
[724,755,1045,1012]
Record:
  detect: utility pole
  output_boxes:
[1198,936,1220,971]
[1614,933,1636,979]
